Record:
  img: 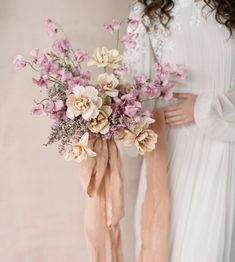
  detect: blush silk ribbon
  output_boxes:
[139,108,171,262]
[79,138,124,262]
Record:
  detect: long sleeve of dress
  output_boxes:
[194,89,235,142]
[123,2,155,81]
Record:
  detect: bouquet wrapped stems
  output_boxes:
[79,138,124,262]
[139,108,170,262]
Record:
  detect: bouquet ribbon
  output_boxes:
[79,138,124,262]
[139,108,171,262]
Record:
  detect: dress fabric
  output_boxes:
[123,1,235,261]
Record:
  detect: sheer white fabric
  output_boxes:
[124,1,235,261]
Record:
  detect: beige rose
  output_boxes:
[87,47,122,69]
[97,73,119,97]
[87,105,112,134]
[65,132,96,163]
[122,128,158,155]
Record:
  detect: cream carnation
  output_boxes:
[98,73,119,97]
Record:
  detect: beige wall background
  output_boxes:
[0,0,143,261]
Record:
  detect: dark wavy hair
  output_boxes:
[138,0,235,34]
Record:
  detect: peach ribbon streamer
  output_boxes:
[139,108,171,262]
[79,138,124,262]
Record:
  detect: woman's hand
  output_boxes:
[164,93,197,126]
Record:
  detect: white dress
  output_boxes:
[123,1,235,261]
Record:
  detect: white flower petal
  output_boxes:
[85,147,96,157]
[75,153,87,163]
[79,132,89,147]
[66,108,75,119]
[105,90,119,97]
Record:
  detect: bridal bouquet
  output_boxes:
[14,18,186,163]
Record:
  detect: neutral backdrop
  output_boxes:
[0,0,143,261]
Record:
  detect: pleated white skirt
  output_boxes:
[135,124,235,262]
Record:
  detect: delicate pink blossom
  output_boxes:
[114,64,128,76]
[46,19,58,37]
[121,33,136,49]
[30,48,40,63]
[125,104,139,117]
[76,70,91,86]
[32,102,44,115]
[172,64,187,80]
[44,100,55,114]
[128,14,142,30]
[145,83,161,99]
[13,55,27,70]
[52,38,70,55]
[36,54,49,68]
[54,100,64,111]
[51,111,66,120]
[104,19,121,33]
[61,69,73,83]
[159,82,175,100]
[32,76,49,88]
[75,50,89,63]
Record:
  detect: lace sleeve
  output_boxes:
[123,1,154,78]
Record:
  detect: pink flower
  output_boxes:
[76,70,91,86]
[52,38,70,55]
[50,61,61,75]
[141,110,155,125]
[75,50,89,63]
[114,64,128,76]
[145,83,161,99]
[54,100,64,111]
[61,69,73,83]
[121,33,136,49]
[30,48,40,63]
[128,14,141,30]
[172,64,187,80]
[134,75,147,89]
[36,54,49,68]
[51,111,66,120]
[44,100,55,114]
[46,19,58,37]
[159,82,175,100]
[125,104,140,117]
[32,102,44,115]
[32,75,49,88]
[104,19,121,33]
[13,55,27,70]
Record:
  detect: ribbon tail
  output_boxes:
[80,138,124,262]
[139,108,171,262]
